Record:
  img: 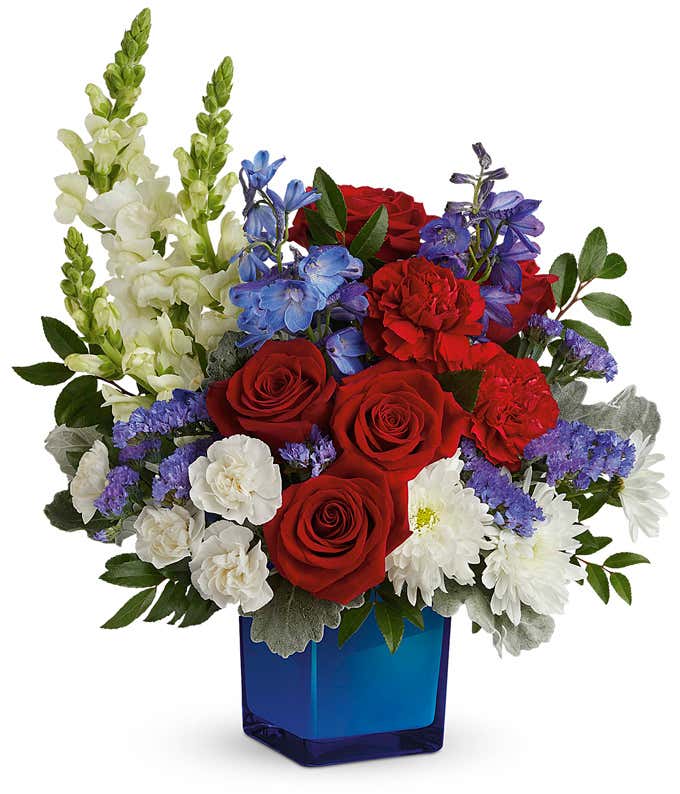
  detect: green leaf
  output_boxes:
[575,529,612,555]
[44,490,111,532]
[101,587,156,629]
[180,587,219,627]
[586,563,610,604]
[338,601,374,648]
[313,168,347,232]
[471,621,482,634]
[41,316,87,358]
[54,376,110,428]
[13,362,73,386]
[100,560,164,588]
[378,585,425,629]
[550,253,577,306]
[610,572,632,604]
[603,552,650,568]
[144,581,180,623]
[578,227,608,281]
[437,369,483,412]
[561,319,609,350]
[349,205,388,262]
[577,491,609,522]
[374,601,404,654]
[598,253,627,280]
[582,292,632,326]
[105,553,138,570]
[303,208,338,246]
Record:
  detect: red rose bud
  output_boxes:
[206,339,336,450]
[363,257,485,372]
[289,185,435,262]
[331,359,470,482]
[486,260,557,343]
[263,454,408,604]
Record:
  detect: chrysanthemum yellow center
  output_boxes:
[413,505,439,532]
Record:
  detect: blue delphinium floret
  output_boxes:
[327,281,369,321]
[241,150,285,190]
[460,439,543,537]
[478,190,544,254]
[258,278,325,333]
[562,328,618,381]
[324,327,368,375]
[279,426,337,478]
[152,437,214,503]
[524,420,635,489]
[419,211,471,275]
[268,179,321,213]
[94,466,140,517]
[298,246,354,298]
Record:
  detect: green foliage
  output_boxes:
[599,253,627,279]
[104,8,152,119]
[437,369,483,412]
[54,376,111,429]
[349,205,388,261]
[561,319,609,350]
[602,552,650,568]
[100,558,164,588]
[13,362,73,386]
[578,227,608,281]
[338,600,373,648]
[575,529,612,555]
[374,601,404,654]
[41,316,87,358]
[302,209,338,245]
[102,587,157,629]
[550,253,577,306]
[586,563,610,603]
[576,491,609,521]
[44,490,112,534]
[312,168,347,232]
[610,572,632,604]
[581,292,632,326]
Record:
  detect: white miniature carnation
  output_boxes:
[190,521,273,612]
[482,476,585,626]
[70,439,110,523]
[619,430,668,541]
[135,505,205,569]
[189,435,282,525]
[386,454,493,606]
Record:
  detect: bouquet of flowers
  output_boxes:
[17,9,666,661]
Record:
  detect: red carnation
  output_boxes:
[486,260,557,343]
[464,343,559,470]
[263,454,408,604]
[206,339,336,450]
[289,185,434,262]
[363,257,485,372]
[331,359,470,482]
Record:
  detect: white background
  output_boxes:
[1,1,678,791]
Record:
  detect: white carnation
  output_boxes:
[189,435,282,525]
[482,477,584,626]
[135,505,205,569]
[386,454,493,606]
[190,521,273,612]
[69,439,110,523]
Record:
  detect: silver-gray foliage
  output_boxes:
[44,425,102,478]
[432,581,554,657]
[553,382,660,440]
[203,331,251,386]
[245,575,345,658]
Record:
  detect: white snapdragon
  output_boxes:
[135,505,205,569]
[54,173,90,224]
[85,112,149,177]
[100,384,154,422]
[217,210,247,262]
[70,439,110,523]
[87,178,177,242]
[386,454,493,606]
[190,521,273,612]
[189,435,282,525]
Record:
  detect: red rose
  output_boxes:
[363,257,485,372]
[289,185,435,262]
[486,260,557,343]
[263,454,407,604]
[331,359,470,482]
[464,342,559,470]
[206,339,336,449]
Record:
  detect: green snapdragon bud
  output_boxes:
[85,84,112,118]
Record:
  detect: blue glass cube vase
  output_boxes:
[239,608,451,766]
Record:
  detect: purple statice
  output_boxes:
[562,329,618,381]
[527,313,564,340]
[91,529,112,543]
[152,437,214,503]
[460,439,543,537]
[94,466,140,517]
[118,437,161,463]
[524,420,635,490]
[113,390,210,448]
[279,426,337,478]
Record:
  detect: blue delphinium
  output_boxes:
[258,278,326,334]
[460,439,544,537]
[113,390,210,448]
[419,211,470,276]
[324,327,368,375]
[298,246,363,298]
[524,420,635,489]
[327,281,369,322]
[241,150,285,190]
[562,328,618,382]
[269,179,321,213]
[279,426,337,478]
[152,438,214,503]
[94,466,140,517]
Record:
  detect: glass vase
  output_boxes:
[239,607,451,766]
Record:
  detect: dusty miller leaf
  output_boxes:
[203,331,251,385]
[493,608,555,657]
[44,424,102,477]
[552,383,660,440]
[245,574,344,658]
[432,580,473,617]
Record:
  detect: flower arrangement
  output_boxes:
[17,9,667,665]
